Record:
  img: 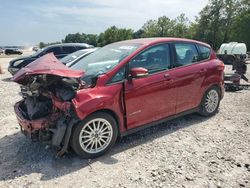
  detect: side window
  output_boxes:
[198,45,211,61]
[110,66,126,83]
[174,43,199,66]
[62,46,76,54]
[130,44,171,74]
[47,47,62,55]
[76,46,87,50]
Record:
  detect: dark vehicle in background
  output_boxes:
[61,48,99,67]
[8,43,94,75]
[5,48,23,55]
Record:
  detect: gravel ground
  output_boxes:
[0,56,250,188]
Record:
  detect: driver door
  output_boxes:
[124,44,177,129]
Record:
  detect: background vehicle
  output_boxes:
[0,48,4,54]
[32,46,39,52]
[8,43,94,75]
[217,42,247,65]
[5,48,23,55]
[60,48,99,67]
[13,38,224,158]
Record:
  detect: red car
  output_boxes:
[13,38,224,158]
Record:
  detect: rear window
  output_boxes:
[198,45,211,61]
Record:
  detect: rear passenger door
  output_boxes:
[172,42,208,113]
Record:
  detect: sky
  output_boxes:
[0,0,208,46]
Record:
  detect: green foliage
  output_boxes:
[63,33,98,46]
[97,26,133,46]
[172,14,190,38]
[39,42,46,49]
[133,29,145,39]
[192,0,249,50]
[231,9,250,49]
[193,0,226,49]
[141,16,175,37]
[39,41,61,49]
[141,15,191,38]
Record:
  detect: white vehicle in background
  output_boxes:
[219,42,250,91]
[217,42,248,65]
[60,47,99,67]
[0,48,4,54]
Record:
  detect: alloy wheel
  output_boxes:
[205,89,219,113]
[79,118,113,154]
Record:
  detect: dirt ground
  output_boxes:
[0,55,249,188]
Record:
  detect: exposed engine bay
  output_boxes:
[19,74,79,119]
[15,74,82,155]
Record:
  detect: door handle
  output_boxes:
[164,74,173,82]
[199,68,207,73]
[164,74,171,78]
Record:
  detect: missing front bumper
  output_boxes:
[14,101,60,141]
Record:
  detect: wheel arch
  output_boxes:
[209,83,222,99]
[200,83,222,106]
[74,108,122,136]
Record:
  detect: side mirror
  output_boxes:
[130,67,149,79]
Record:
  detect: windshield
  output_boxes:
[71,43,141,77]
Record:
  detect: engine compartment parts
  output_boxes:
[14,66,82,155]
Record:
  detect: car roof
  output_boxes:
[115,38,211,48]
[46,43,94,48]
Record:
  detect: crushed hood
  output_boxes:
[12,53,84,83]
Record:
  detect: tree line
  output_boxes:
[39,0,250,50]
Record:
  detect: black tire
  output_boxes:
[71,112,118,158]
[199,86,220,116]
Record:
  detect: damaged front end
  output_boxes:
[13,54,84,154]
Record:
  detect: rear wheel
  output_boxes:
[199,86,220,116]
[71,112,118,158]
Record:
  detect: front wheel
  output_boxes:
[71,112,118,158]
[199,86,220,116]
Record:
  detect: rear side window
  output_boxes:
[174,43,199,66]
[198,45,211,61]
[46,47,62,55]
[62,46,77,54]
